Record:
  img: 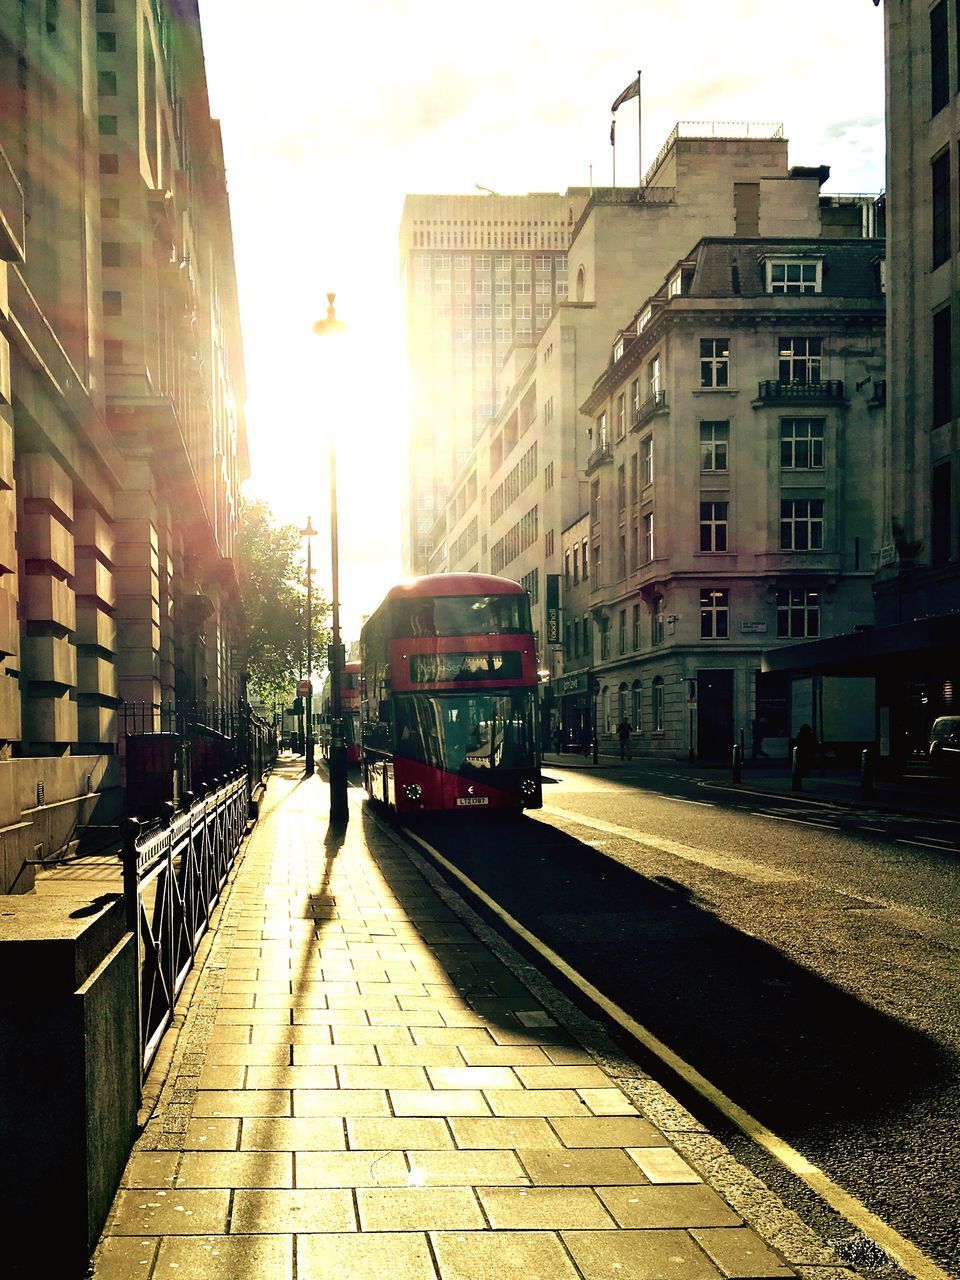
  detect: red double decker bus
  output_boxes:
[319,661,361,765]
[359,574,542,814]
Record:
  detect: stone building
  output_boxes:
[432,125,879,706]
[578,236,885,760]
[0,1,247,891]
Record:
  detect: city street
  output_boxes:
[392,761,960,1280]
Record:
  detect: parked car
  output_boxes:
[928,716,960,772]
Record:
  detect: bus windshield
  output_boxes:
[392,594,531,638]
[394,691,537,775]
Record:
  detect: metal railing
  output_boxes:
[756,379,845,403]
[644,121,783,185]
[585,439,613,473]
[122,770,249,1078]
[631,389,667,430]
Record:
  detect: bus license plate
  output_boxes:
[456,795,489,806]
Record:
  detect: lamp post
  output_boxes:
[301,517,317,775]
[313,293,349,823]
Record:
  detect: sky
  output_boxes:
[197,0,886,644]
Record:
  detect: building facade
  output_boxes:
[578,237,885,760]
[430,126,880,717]
[0,0,247,891]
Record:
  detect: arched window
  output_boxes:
[652,676,665,732]
[576,265,586,302]
[618,682,628,720]
[632,680,643,732]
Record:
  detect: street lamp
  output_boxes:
[301,517,317,775]
[313,293,349,823]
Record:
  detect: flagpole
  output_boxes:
[637,70,642,193]
[611,118,616,188]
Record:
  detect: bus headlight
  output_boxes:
[403,783,422,801]
[521,776,538,797]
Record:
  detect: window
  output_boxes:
[98,69,117,95]
[516,303,531,319]
[652,677,664,731]
[495,302,511,319]
[629,454,638,504]
[99,153,119,174]
[103,289,122,315]
[583,614,592,656]
[632,680,643,731]
[777,588,820,638]
[641,435,653,487]
[496,255,511,271]
[699,501,728,552]
[668,270,682,298]
[932,149,952,268]
[565,623,572,659]
[778,336,821,385]
[496,279,511,296]
[496,327,511,343]
[638,306,652,333]
[618,533,627,580]
[643,512,654,563]
[780,498,824,551]
[475,254,491,270]
[573,546,580,584]
[700,589,729,639]
[582,539,589,580]
[617,465,626,512]
[648,353,661,397]
[700,421,729,471]
[516,255,530,271]
[616,393,626,440]
[700,338,729,387]
[476,278,490,295]
[932,462,952,565]
[544,461,554,490]
[96,30,117,51]
[535,255,551,271]
[632,606,642,651]
[476,302,491,318]
[536,302,551,320]
[595,410,607,447]
[435,279,450,296]
[435,255,450,269]
[536,278,551,295]
[556,280,567,297]
[631,377,641,422]
[933,306,953,426]
[100,197,119,219]
[455,279,471,295]
[516,280,532,295]
[932,1,950,115]
[600,623,610,660]
[780,418,824,469]
[651,595,664,646]
[766,260,821,294]
[573,618,580,658]
[591,544,600,589]
[476,328,491,343]
[564,550,571,585]
[545,529,554,558]
[619,610,627,655]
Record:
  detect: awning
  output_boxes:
[761,613,960,677]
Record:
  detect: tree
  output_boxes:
[237,499,330,714]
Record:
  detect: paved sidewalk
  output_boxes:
[90,761,848,1280]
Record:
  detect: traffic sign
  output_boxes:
[297,679,311,696]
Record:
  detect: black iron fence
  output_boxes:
[118,699,276,817]
[122,770,249,1078]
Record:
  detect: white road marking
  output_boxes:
[749,813,837,830]
[402,824,956,1280]
[897,838,958,852]
[662,796,715,808]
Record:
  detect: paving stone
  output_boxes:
[357,1186,485,1231]
[477,1186,615,1230]
[374,1043,465,1067]
[196,1065,246,1090]
[515,1065,611,1089]
[692,1227,797,1278]
[108,1188,230,1235]
[293,1088,392,1116]
[431,1229,581,1279]
[483,1089,588,1117]
[176,1150,293,1188]
[597,1185,742,1229]
[230,1187,356,1233]
[390,1089,492,1117]
[240,1117,345,1150]
[332,1024,414,1044]
[629,1147,703,1184]
[245,1064,338,1089]
[193,1089,291,1117]
[347,1117,455,1150]
[426,1065,522,1090]
[297,1149,409,1187]
[297,1230,436,1279]
[412,1026,496,1046]
[458,1044,552,1067]
[292,1042,378,1065]
[406,1148,528,1185]
[519,1147,650,1186]
[550,1116,667,1148]
[202,1044,291,1066]
[577,1088,639,1115]
[89,1235,158,1279]
[216,1007,292,1025]
[541,1045,598,1066]
[121,1152,180,1188]
[207,1025,252,1044]
[562,1228,725,1279]
[153,1233,293,1277]
[337,1064,429,1089]
[446,1115,556,1151]
[184,1118,241,1150]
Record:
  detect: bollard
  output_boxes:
[732,742,742,784]
[791,745,802,791]
[860,746,875,800]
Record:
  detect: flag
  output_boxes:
[611,75,639,113]
[610,118,615,146]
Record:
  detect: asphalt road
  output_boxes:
[396,763,960,1280]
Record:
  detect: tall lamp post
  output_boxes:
[313,293,349,823]
[301,517,317,775]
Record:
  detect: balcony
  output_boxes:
[585,439,613,474]
[755,379,845,405]
[630,389,667,431]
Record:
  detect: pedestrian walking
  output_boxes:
[794,722,815,776]
[617,717,632,760]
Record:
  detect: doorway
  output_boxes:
[697,669,734,760]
